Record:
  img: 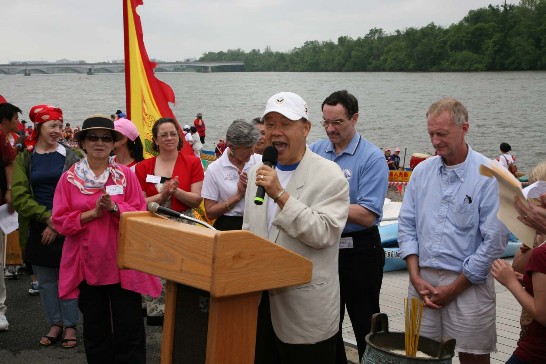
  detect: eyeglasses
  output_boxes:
[320,116,351,128]
[86,134,114,143]
[157,132,179,139]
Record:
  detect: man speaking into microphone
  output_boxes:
[243,92,349,364]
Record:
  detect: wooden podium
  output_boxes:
[118,212,312,364]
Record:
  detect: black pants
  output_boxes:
[335,226,384,363]
[255,292,337,364]
[78,281,146,364]
[199,135,205,144]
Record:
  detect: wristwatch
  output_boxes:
[110,203,119,213]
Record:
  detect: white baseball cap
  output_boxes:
[183,124,190,130]
[262,92,309,121]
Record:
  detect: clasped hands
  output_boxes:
[158,176,179,203]
[411,276,457,309]
[93,190,118,218]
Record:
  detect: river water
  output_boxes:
[1,71,544,172]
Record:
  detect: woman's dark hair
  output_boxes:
[500,142,512,153]
[35,123,43,139]
[190,126,197,133]
[151,118,183,152]
[128,136,145,162]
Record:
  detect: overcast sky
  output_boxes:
[2,0,508,64]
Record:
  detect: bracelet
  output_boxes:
[273,189,286,203]
[225,201,231,211]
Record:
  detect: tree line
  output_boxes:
[199,0,546,72]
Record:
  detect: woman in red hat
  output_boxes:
[11,105,81,348]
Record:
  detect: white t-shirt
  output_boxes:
[267,168,295,234]
[191,133,202,151]
[184,131,193,144]
[201,148,261,216]
[499,153,515,169]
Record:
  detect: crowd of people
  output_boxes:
[0,92,545,364]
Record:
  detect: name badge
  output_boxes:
[339,237,354,249]
[106,185,123,195]
[146,174,161,184]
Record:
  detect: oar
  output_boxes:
[402,148,407,170]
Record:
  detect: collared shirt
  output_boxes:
[310,132,389,232]
[201,147,261,216]
[398,145,509,284]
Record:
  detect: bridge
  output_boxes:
[0,61,244,75]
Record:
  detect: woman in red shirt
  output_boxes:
[135,118,203,213]
[135,118,204,326]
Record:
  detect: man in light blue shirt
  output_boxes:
[398,97,509,364]
[310,90,389,363]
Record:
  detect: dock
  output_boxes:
[342,261,521,363]
[0,262,521,363]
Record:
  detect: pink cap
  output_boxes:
[385,148,391,152]
[114,118,139,141]
[395,147,401,152]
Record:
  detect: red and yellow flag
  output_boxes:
[123,0,193,157]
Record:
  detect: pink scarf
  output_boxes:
[67,156,126,194]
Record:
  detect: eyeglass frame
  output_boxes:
[320,115,352,128]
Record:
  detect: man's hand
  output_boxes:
[410,275,441,309]
[256,165,283,199]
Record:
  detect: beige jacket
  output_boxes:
[243,147,349,344]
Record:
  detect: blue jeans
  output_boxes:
[33,265,79,327]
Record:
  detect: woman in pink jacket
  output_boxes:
[52,116,161,364]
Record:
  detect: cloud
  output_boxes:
[1,0,506,64]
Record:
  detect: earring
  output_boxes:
[229,149,235,157]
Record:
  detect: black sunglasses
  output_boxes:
[86,134,114,143]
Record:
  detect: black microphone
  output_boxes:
[147,202,215,230]
[254,146,278,205]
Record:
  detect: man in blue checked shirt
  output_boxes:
[398,97,509,364]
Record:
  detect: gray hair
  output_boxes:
[426,97,468,126]
[226,119,260,147]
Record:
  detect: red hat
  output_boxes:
[25,105,63,151]
[34,107,63,124]
[29,104,55,122]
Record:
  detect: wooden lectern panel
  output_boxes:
[119,212,312,296]
[118,212,313,364]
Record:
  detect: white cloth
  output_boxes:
[266,169,294,234]
[191,133,202,156]
[201,148,260,216]
[498,153,515,169]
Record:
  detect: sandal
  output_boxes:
[61,326,78,349]
[39,324,63,346]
